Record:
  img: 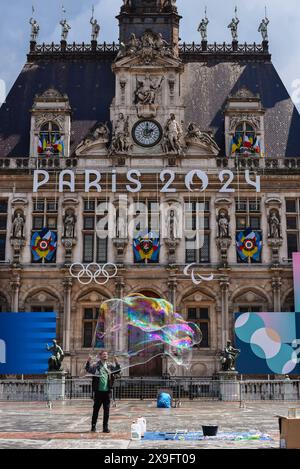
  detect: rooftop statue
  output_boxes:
[29,17,40,42]
[258,15,270,42]
[228,7,239,41]
[198,8,209,41]
[60,18,71,41]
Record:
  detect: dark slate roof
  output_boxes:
[183,61,300,158]
[0,59,115,157]
[1,51,300,158]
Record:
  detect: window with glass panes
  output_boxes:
[134,200,160,264]
[0,200,7,262]
[187,307,210,347]
[32,198,58,263]
[83,307,104,348]
[238,306,262,313]
[185,200,210,263]
[83,200,108,263]
[286,199,299,259]
[235,198,261,263]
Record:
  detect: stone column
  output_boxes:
[220,277,230,349]
[115,277,126,353]
[168,275,177,310]
[63,278,72,353]
[272,276,282,312]
[10,275,21,312]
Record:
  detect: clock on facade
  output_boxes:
[132,120,162,147]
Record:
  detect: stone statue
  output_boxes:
[128,33,140,54]
[123,0,132,7]
[167,209,179,240]
[90,17,100,41]
[47,340,64,372]
[29,17,40,41]
[109,113,131,155]
[186,122,220,152]
[228,9,239,41]
[220,340,240,372]
[60,19,71,41]
[218,211,230,238]
[76,122,110,153]
[198,13,209,41]
[162,113,183,155]
[135,75,164,105]
[258,17,270,42]
[11,212,25,239]
[63,210,76,239]
[269,211,280,239]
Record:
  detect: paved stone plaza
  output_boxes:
[0,400,298,449]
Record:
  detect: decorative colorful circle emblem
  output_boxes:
[236,228,262,262]
[31,228,57,262]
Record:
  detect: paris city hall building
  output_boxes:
[0,0,299,378]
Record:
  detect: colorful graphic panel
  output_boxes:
[236,228,262,262]
[293,252,300,312]
[0,312,56,374]
[133,230,160,263]
[31,228,57,262]
[234,312,300,374]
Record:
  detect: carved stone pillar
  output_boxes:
[63,278,73,353]
[10,275,21,312]
[272,276,282,312]
[168,275,177,310]
[220,277,230,349]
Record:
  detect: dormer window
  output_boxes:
[30,88,71,158]
[225,87,265,157]
[230,122,261,156]
[38,122,64,157]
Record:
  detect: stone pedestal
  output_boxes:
[283,379,296,401]
[218,371,240,401]
[46,371,67,401]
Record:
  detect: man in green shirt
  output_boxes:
[85,351,121,433]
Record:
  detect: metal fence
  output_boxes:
[1,378,300,403]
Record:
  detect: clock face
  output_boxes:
[132,120,162,148]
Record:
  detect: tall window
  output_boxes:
[83,307,104,348]
[0,200,8,262]
[238,306,262,313]
[286,199,299,259]
[185,200,210,264]
[231,122,260,155]
[32,198,58,263]
[133,200,160,264]
[236,199,261,263]
[187,307,210,348]
[38,122,64,157]
[83,200,108,263]
[0,294,8,312]
[31,305,54,313]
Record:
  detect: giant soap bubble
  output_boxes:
[89,295,202,373]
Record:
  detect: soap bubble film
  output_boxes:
[90,295,202,372]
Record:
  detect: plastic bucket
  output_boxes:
[202,425,218,436]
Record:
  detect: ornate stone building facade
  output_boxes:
[0,1,299,377]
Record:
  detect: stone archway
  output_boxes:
[127,289,164,377]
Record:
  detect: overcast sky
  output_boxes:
[0,0,300,107]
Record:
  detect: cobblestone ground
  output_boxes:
[0,400,298,449]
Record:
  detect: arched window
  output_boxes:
[230,122,261,156]
[38,122,64,157]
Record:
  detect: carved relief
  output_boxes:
[76,122,110,155]
[229,115,261,132]
[116,30,175,64]
[185,122,220,154]
[34,113,65,131]
[108,113,132,155]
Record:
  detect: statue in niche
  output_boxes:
[60,19,71,41]
[217,211,230,238]
[11,212,25,239]
[162,113,183,155]
[268,210,281,239]
[135,75,164,105]
[167,209,179,240]
[109,113,131,155]
[63,210,76,239]
[29,17,40,41]
[258,16,270,42]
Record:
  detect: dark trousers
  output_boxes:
[92,391,111,429]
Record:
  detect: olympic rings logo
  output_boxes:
[69,263,118,285]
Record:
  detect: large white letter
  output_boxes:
[85,170,101,193]
[59,170,75,193]
[33,170,49,192]
[126,170,142,193]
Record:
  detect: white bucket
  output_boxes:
[131,422,142,440]
[137,417,147,437]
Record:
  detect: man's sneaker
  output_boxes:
[103,428,111,433]
[91,425,96,432]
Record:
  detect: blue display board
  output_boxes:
[234,312,300,374]
[0,312,56,374]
